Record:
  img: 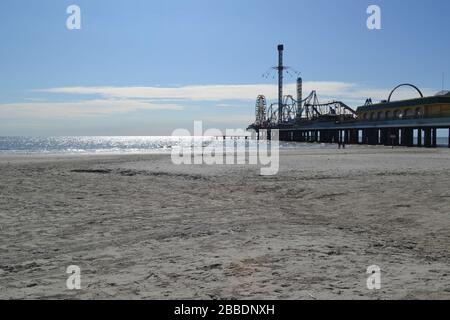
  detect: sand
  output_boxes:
[0,145,449,299]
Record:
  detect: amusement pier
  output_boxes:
[248,45,450,148]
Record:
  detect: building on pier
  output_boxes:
[357,86,450,121]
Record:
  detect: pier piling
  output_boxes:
[424,128,432,148]
[417,129,422,147]
[432,128,437,147]
[448,128,450,148]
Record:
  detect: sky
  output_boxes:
[0,0,449,136]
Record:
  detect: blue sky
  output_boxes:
[0,0,449,135]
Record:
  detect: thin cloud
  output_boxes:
[3,82,436,121]
[0,99,183,118]
[36,82,357,102]
[37,82,437,107]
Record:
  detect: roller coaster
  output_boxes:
[252,44,357,129]
[254,90,357,128]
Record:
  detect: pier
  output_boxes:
[248,45,450,148]
[271,122,450,148]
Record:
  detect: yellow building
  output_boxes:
[357,88,450,122]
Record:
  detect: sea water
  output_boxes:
[0,136,447,155]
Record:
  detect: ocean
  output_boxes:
[0,136,447,155]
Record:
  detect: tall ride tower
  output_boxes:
[260,44,299,125]
[277,44,284,124]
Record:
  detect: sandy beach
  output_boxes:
[0,145,449,299]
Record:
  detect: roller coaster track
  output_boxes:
[255,91,357,127]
